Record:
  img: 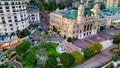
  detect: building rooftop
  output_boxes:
[54,10,78,19]
[27,5,39,13]
[100,7,120,17]
[53,8,93,20]
[112,19,120,23]
[107,7,120,12]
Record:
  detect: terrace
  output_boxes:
[73,29,118,49]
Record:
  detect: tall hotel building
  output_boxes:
[0,0,29,42]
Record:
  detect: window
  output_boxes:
[17,27,19,29]
[19,6,21,8]
[12,6,15,9]
[14,16,17,18]
[76,30,78,33]
[4,25,6,27]
[20,15,23,17]
[10,24,12,26]
[13,10,16,12]
[74,25,75,28]
[21,18,23,21]
[31,14,34,16]
[6,6,9,9]
[10,28,13,30]
[16,23,18,25]
[4,29,7,31]
[8,16,11,19]
[2,17,4,20]
[32,17,35,19]
[73,31,75,34]
[5,2,8,5]
[5,33,8,35]
[6,10,10,12]
[80,30,81,33]
[2,21,6,23]
[11,2,14,5]
[15,19,17,22]
[8,20,12,22]
[18,2,20,4]
[84,33,85,36]
[0,7,2,9]
[0,10,3,13]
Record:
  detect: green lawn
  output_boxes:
[45,42,60,57]
[30,42,60,57]
[20,42,60,68]
[38,42,60,57]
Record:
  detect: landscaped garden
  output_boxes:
[15,41,60,68]
[15,40,103,68]
[43,42,60,57]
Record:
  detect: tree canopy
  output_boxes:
[83,48,93,59]
[28,0,37,6]
[24,51,36,65]
[58,4,65,10]
[37,2,65,12]
[5,49,11,58]
[60,52,74,67]
[16,41,31,57]
[45,56,58,68]
[71,51,84,65]
[52,26,57,32]
[87,43,103,55]
[16,29,29,38]
[113,34,120,44]
[67,37,72,42]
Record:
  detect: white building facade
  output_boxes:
[0,0,29,42]
[27,6,40,25]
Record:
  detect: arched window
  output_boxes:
[84,25,86,31]
[87,24,89,31]
[90,24,92,30]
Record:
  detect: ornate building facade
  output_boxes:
[50,0,102,39]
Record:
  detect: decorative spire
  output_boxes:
[96,0,99,3]
[55,7,59,12]
[94,0,99,9]
[80,0,84,4]
[64,7,68,11]
[93,0,100,16]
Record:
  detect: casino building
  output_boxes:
[50,0,103,39]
